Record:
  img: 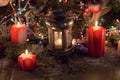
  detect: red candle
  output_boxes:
[88,21,106,58]
[10,22,27,44]
[18,50,36,70]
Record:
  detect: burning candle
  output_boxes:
[10,22,27,44]
[88,21,106,58]
[18,49,36,70]
[72,39,77,46]
[55,39,62,47]
[59,0,62,2]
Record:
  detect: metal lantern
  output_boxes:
[46,10,74,55]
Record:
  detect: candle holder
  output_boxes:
[46,10,74,56]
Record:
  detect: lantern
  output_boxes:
[0,0,9,7]
[46,10,74,55]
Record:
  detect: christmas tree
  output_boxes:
[0,0,120,57]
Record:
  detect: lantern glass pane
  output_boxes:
[54,31,62,49]
[48,28,53,47]
[66,28,72,48]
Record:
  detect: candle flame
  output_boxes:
[58,39,62,43]
[17,22,20,26]
[94,21,100,30]
[55,39,62,46]
[25,49,28,55]
[95,21,98,27]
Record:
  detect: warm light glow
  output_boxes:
[25,49,29,55]
[17,22,20,26]
[94,21,100,30]
[26,39,29,41]
[45,21,51,26]
[52,27,56,30]
[59,0,62,2]
[16,22,22,28]
[72,39,76,46]
[95,21,98,27]
[116,19,120,23]
[39,33,42,36]
[55,39,62,46]
[69,21,73,26]
[58,39,62,43]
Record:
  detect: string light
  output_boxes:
[10,18,14,22]
[23,8,27,11]
[18,11,22,15]
[111,26,114,29]
[0,0,30,23]
[18,8,21,11]
[21,0,25,2]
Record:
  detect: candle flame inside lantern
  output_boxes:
[58,39,62,43]
[25,49,29,55]
[55,38,62,46]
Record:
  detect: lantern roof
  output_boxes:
[46,9,74,29]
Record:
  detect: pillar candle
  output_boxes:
[18,50,36,70]
[88,21,106,58]
[10,22,27,44]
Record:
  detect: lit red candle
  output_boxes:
[88,21,106,58]
[18,50,36,70]
[10,22,27,44]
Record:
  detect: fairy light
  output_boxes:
[21,0,25,1]
[18,11,22,15]
[23,8,26,11]
[18,8,21,11]
[13,3,16,6]
[0,0,30,23]
[20,0,30,12]
[10,18,14,22]
[59,0,62,2]
[10,0,16,12]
